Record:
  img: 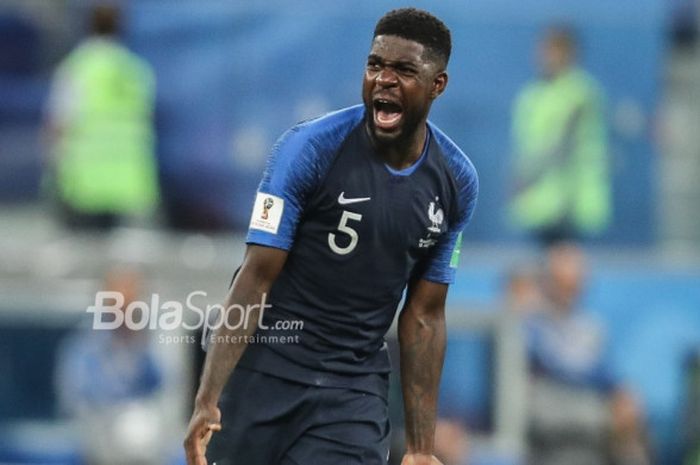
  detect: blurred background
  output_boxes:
[1,0,699,465]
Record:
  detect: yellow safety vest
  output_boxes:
[510,68,610,234]
[52,38,158,215]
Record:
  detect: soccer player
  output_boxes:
[184,8,478,465]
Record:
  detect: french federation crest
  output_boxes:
[427,197,444,233]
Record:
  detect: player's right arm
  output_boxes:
[184,121,330,465]
[184,244,287,465]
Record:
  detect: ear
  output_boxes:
[431,71,448,99]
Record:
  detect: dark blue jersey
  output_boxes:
[238,105,478,393]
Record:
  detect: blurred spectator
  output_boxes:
[510,26,611,245]
[504,264,544,316]
[44,4,159,230]
[55,267,167,465]
[523,243,650,465]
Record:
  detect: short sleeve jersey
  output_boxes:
[237,105,478,393]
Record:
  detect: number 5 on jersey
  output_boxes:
[328,210,362,255]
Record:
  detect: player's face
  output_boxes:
[362,35,447,146]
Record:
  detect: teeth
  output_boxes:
[375,99,400,110]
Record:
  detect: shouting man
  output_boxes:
[185,8,478,465]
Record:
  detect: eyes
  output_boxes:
[366,60,381,72]
[366,59,418,77]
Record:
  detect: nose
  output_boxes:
[376,67,398,87]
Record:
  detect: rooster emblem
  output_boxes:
[428,197,444,233]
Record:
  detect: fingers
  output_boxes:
[184,438,204,465]
[202,422,222,447]
[185,421,222,465]
[184,432,204,465]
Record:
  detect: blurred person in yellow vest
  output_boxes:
[44,4,158,229]
[510,26,610,245]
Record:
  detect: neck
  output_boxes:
[368,121,427,170]
[548,64,573,80]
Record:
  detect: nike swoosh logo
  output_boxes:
[338,192,371,205]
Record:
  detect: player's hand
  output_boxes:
[184,402,222,465]
[400,453,444,465]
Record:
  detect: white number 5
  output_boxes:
[328,210,362,255]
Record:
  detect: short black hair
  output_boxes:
[374,8,451,68]
[90,5,121,36]
[545,24,577,52]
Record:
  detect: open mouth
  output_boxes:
[373,98,403,132]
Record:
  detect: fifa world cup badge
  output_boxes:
[250,192,284,234]
[262,197,274,220]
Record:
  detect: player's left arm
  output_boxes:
[398,145,479,465]
[398,277,448,465]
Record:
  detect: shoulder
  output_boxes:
[570,68,600,86]
[572,311,606,335]
[259,105,365,188]
[55,41,92,74]
[517,79,543,97]
[266,105,364,172]
[107,42,156,82]
[427,122,479,198]
[125,50,155,81]
[280,104,365,154]
[514,80,544,108]
[566,68,604,101]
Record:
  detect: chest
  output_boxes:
[301,144,452,258]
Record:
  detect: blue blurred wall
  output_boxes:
[0,0,668,241]
[124,0,666,242]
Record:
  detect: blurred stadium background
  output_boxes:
[1,1,699,465]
